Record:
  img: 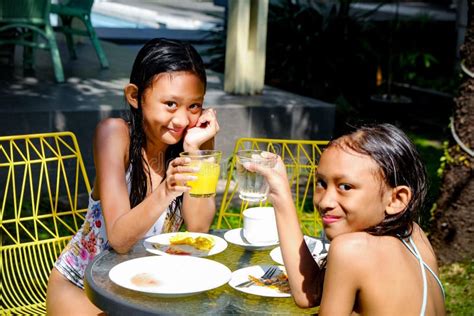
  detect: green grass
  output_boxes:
[411,136,444,229]
[440,260,474,315]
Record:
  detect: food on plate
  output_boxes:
[150,233,216,255]
[248,272,291,294]
[164,247,191,255]
[169,233,215,251]
[131,273,159,287]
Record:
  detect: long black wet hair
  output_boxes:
[127,38,207,208]
[328,123,428,238]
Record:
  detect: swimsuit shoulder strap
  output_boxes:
[400,236,446,316]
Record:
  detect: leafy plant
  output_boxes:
[265,0,380,108]
[372,5,458,96]
[410,135,444,230]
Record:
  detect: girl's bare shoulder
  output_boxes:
[95,117,129,138]
[411,223,440,272]
[94,118,129,146]
[93,118,130,162]
[328,232,399,263]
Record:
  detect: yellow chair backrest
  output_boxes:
[0,132,91,315]
[216,138,329,236]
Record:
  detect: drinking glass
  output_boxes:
[179,150,222,198]
[235,150,277,202]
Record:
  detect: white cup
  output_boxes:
[242,207,278,244]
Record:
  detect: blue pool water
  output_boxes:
[91,12,152,28]
[90,12,218,31]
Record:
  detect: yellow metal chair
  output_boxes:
[0,132,91,315]
[216,138,329,236]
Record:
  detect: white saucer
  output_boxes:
[270,236,330,266]
[269,247,284,265]
[224,228,279,250]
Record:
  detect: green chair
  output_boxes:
[0,0,65,83]
[51,0,109,69]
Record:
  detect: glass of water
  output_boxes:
[235,150,277,202]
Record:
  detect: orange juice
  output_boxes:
[187,161,220,197]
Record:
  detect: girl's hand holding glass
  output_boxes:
[163,157,198,199]
[242,151,291,200]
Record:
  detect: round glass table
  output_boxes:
[84,230,319,315]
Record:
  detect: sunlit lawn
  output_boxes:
[440,260,474,315]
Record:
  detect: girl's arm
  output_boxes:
[181,191,216,232]
[318,234,363,315]
[246,154,324,307]
[181,109,219,232]
[94,118,193,253]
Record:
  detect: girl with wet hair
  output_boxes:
[247,123,445,315]
[47,38,219,315]
[333,123,428,238]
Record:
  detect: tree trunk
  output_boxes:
[429,1,474,264]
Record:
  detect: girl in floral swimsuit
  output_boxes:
[46,38,220,315]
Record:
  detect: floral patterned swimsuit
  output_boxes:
[54,167,183,289]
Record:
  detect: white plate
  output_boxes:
[228,265,291,298]
[270,236,330,265]
[223,228,279,250]
[143,232,227,257]
[109,256,231,297]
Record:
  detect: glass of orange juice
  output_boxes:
[179,150,222,198]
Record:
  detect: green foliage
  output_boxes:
[265,0,379,107]
[438,141,471,178]
[440,260,474,315]
[2,196,83,244]
[438,141,451,177]
[378,11,458,95]
[411,136,444,230]
[210,206,241,229]
[399,51,438,81]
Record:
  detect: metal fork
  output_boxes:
[235,266,278,288]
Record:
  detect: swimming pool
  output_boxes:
[91,12,152,28]
[90,12,218,31]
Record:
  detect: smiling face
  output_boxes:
[139,71,205,148]
[314,145,393,240]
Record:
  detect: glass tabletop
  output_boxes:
[84,230,319,315]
